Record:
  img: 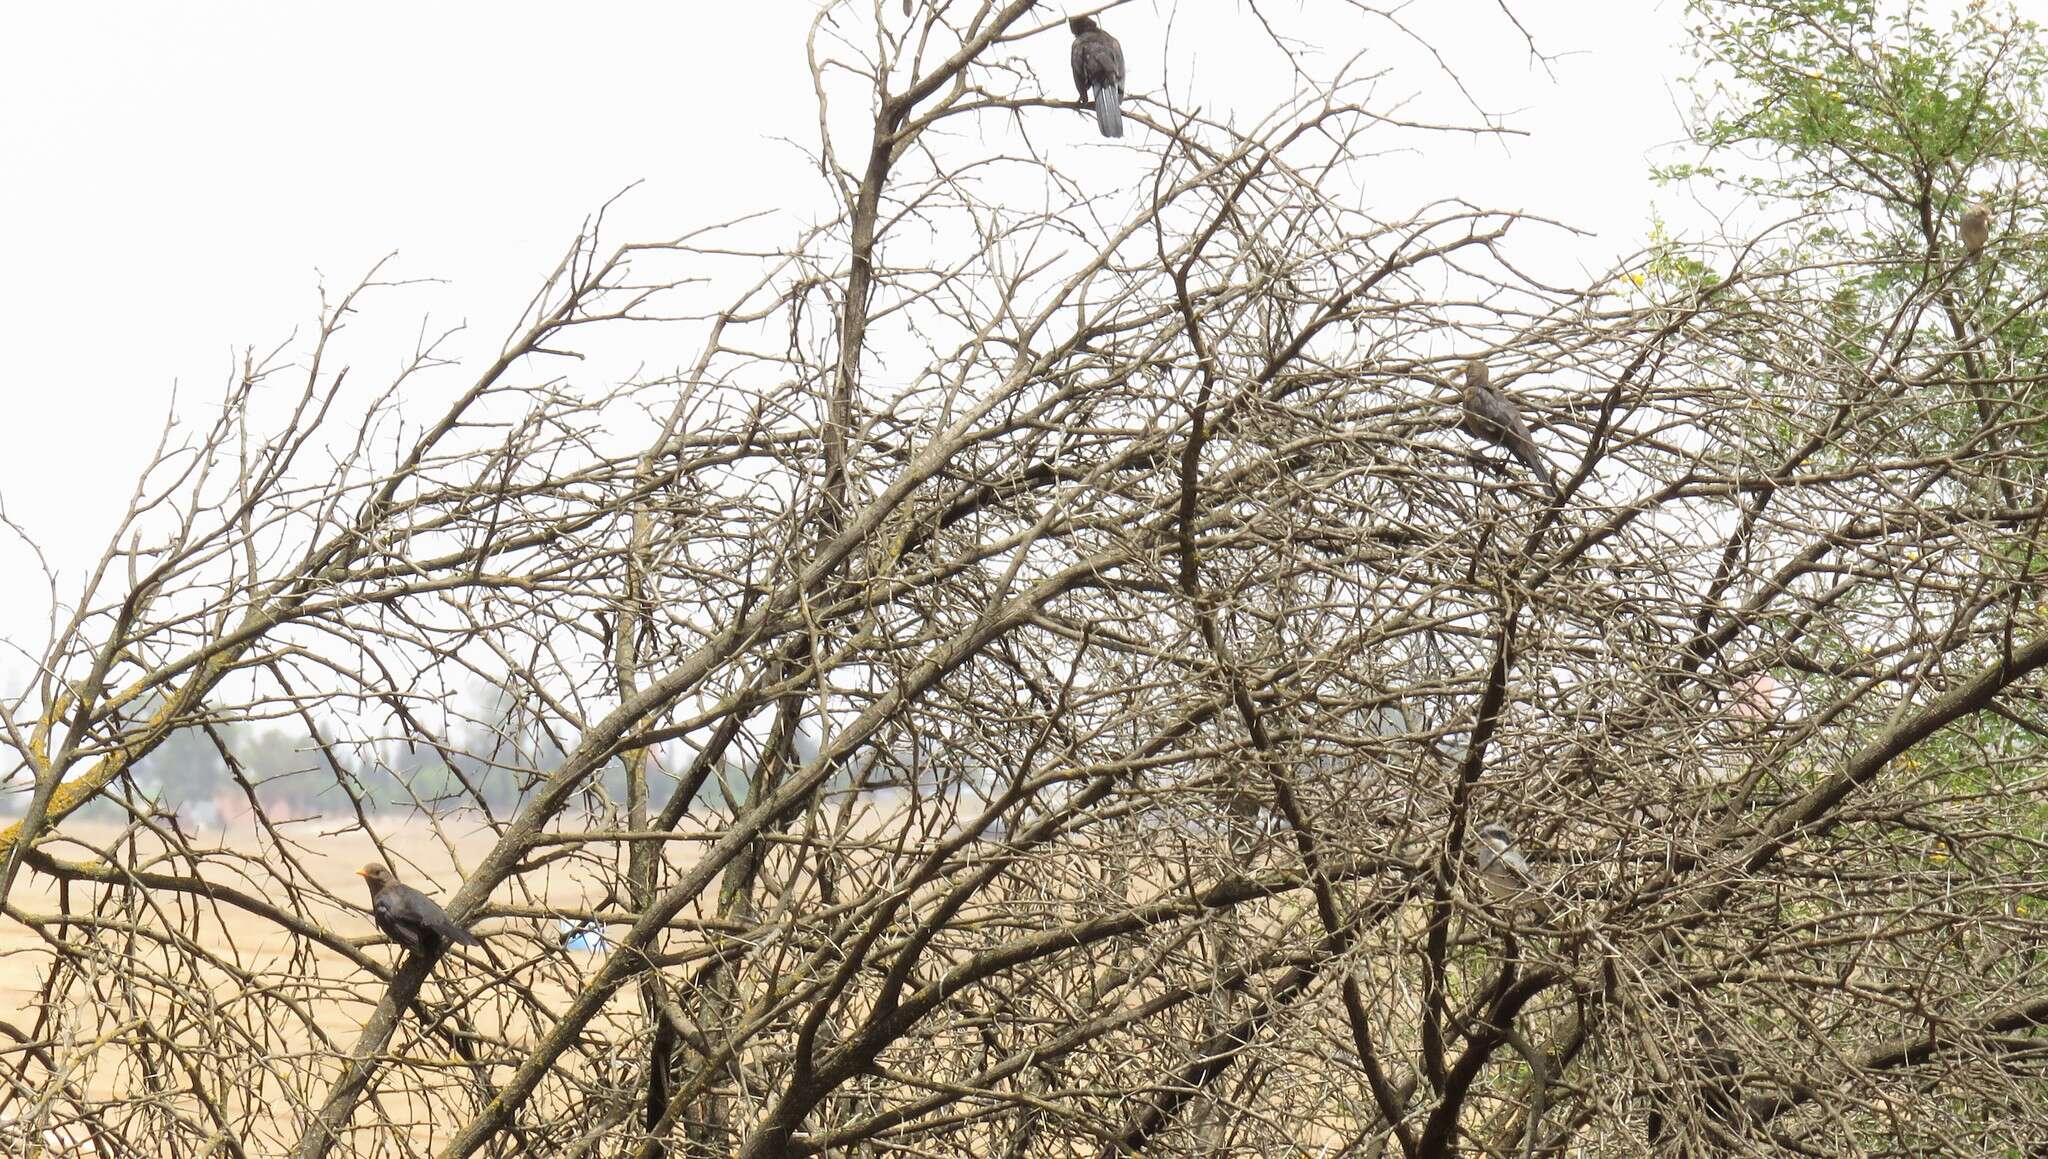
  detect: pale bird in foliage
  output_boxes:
[1960,201,1991,262]
[1471,820,1549,907]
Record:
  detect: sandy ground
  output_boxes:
[0,814,633,1154]
[1,815,591,1008]
[1,807,1368,1155]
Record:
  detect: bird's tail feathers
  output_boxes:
[1510,440,1558,499]
[1095,84,1123,138]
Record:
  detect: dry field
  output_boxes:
[0,813,641,1154]
[3,806,1386,1155]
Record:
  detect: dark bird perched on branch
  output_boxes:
[1960,200,1991,262]
[1458,359,1558,498]
[1069,16,1125,138]
[357,863,481,957]
[1646,1026,1746,1154]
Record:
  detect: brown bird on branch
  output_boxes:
[357,863,481,957]
[1458,359,1558,498]
[1069,16,1125,138]
[1960,200,1991,262]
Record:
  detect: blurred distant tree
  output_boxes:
[6,2,2048,1158]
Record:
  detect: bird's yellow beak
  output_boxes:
[355,867,369,878]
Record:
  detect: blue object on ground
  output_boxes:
[558,918,609,952]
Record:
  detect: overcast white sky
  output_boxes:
[0,2,1694,652]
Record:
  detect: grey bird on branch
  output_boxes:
[1472,820,1542,898]
[1960,200,1991,262]
[1070,16,1125,138]
[357,863,481,958]
[1458,359,1558,498]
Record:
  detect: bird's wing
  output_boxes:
[373,891,426,951]
[1075,33,1124,93]
[1502,425,1551,479]
[1495,843,1536,880]
[1477,387,1534,442]
[1470,388,1557,493]
[1472,844,1499,874]
[1462,391,1516,448]
[434,912,483,947]
[395,883,480,947]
